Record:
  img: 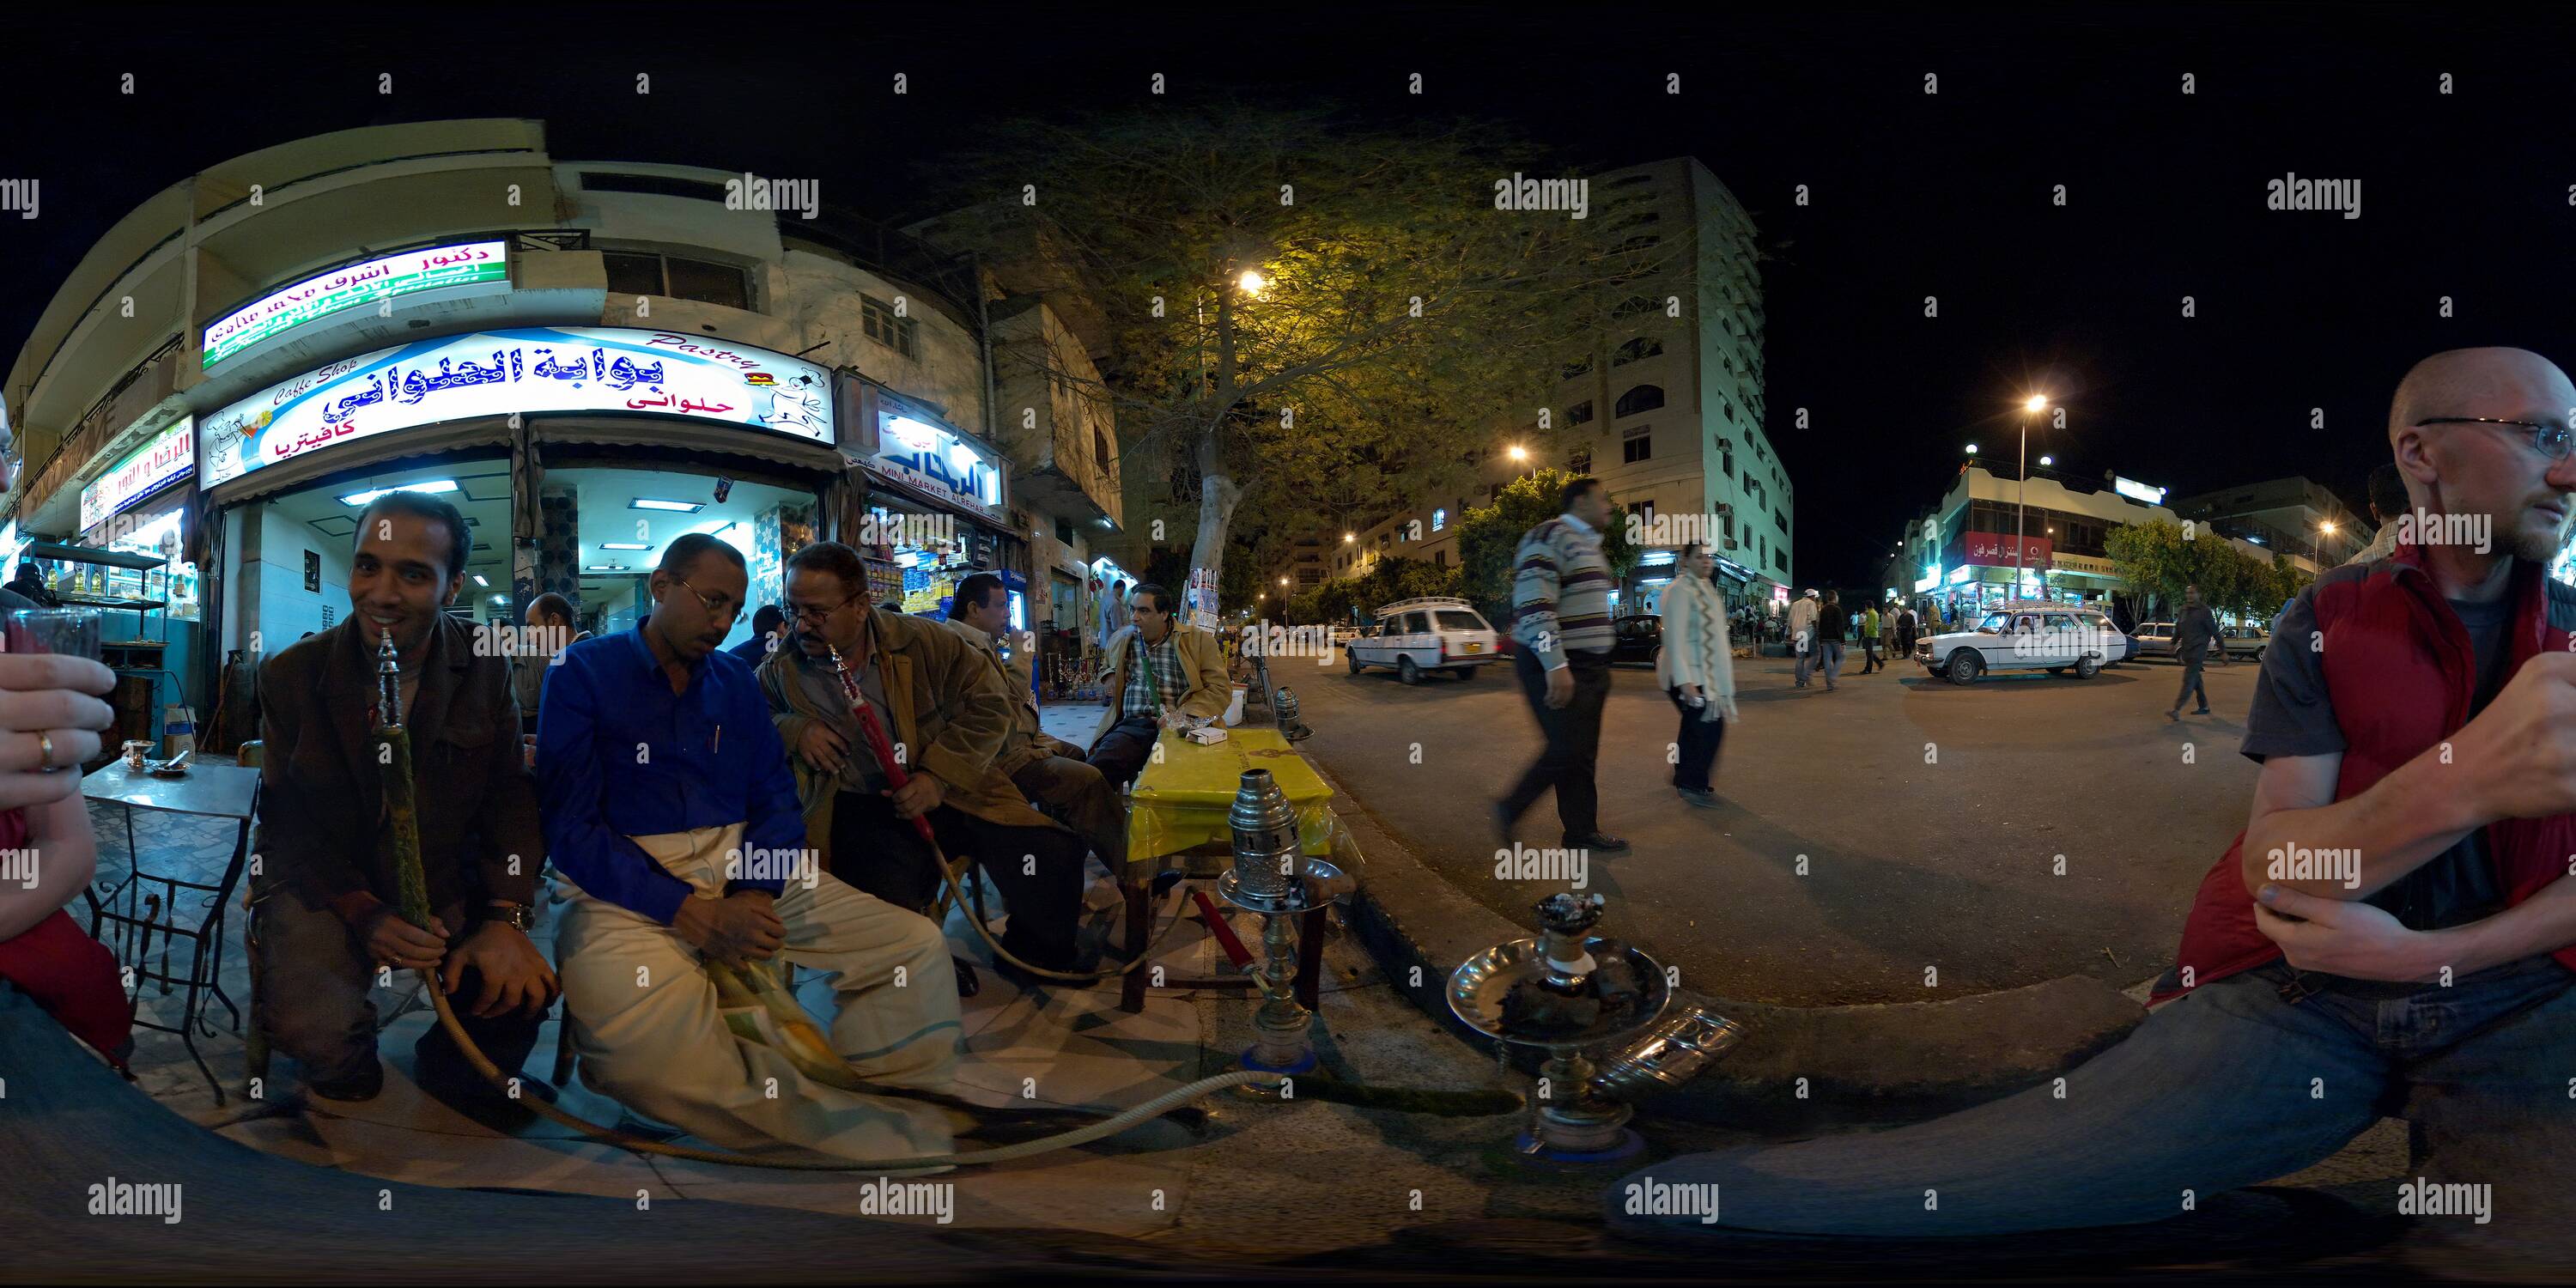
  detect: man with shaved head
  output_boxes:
[1619,349,2576,1270]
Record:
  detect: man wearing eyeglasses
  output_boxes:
[538,532,963,1162]
[756,541,1088,990]
[1622,349,2576,1269]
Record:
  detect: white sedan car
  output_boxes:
[1914,604,2133,684]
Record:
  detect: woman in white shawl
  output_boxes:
[1653,544,1738,807]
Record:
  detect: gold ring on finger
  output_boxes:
[35,730,58,771]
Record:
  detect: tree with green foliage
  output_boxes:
[2104,520,2312,623]
[1454,468,1639,629]
[932,104,1676,597]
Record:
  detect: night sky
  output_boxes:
[2,3,2566,585]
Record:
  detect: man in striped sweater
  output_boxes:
[1494,477,1630,854]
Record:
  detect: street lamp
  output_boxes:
[1238,270,1268,296]
[1344,532,1355,544]
[2015,394,2050,602]
[1279,576,1289,586]
[2038,455,2053,467]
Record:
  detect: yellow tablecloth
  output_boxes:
[1127,727,1338,870]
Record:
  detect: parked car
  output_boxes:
[2133,621,2269,660]
[1329,624,1363,647]
[1346,597,1504,683]
[1608,615,1662,667]
[1913,601,2133,684]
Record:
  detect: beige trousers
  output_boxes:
[555,824,963,1161]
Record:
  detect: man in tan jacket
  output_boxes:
[757,542,1086,982]
[1086,581,1231,790]
[944,573,1127,866]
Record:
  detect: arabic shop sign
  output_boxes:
[202,241,511,370]
[864,412,1002,518]
[80,416,195,531]
[198,327,835,489]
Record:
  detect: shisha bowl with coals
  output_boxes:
[1447,892,1670,1050]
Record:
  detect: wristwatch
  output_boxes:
[487,899,536,933]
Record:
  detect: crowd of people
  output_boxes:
[0,479,1247,1163]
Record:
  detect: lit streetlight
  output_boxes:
[2038,454,2053,467]
[1344,532,1355,543]
[1965,442,1980,455]
[2014,394,2051,601]
[1238,269,1267,296]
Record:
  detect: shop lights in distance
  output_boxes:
[599,543,651,551]
[337,480,460,507]
[630,498,704,513]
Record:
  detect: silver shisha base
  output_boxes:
[1449,934,1670,1163]
[1216,857,1345,915]
[1447,934,1671,1051]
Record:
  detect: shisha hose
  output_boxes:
[825,643,1198,988]
[367,632,1281,1169]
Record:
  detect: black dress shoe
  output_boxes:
[1567,833,1631,854]
[952,957,981,998]
[308,1059,386,1103]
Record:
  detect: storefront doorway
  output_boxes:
[547,465,816,650]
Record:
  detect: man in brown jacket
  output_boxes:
[1087,582,1231,790]
[944,572,1126,867]
[757,542,1087,985]
[251,491,555,1115]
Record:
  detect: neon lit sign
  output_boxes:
[198,327,832,488]
[81,417,195,531]
[203,241,510,368]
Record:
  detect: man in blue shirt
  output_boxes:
[539,532,963,1161]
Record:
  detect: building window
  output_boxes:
[1637,500,1656,526]
[1612,294,1659,319]
[1721,400,1735,422]
[1621,425,1652,464]
[1092,425,1113,468]
[1773,548,1787,574]
[601,251,752,310]
[1722,444,1735,478]
[1775,508,1789,535]
[1607,211,1662,232]
[1432,508,1446,532]
[1435,550,1447,568]
[1612,337,1662,367]
[1602,173,1655,190]
[1567,400,1594,427]
[1614,234,1662,254]
[861,294,919,358]
[1054,517,1075,544]
[1613,384,1664,417]
[1570,445,1594,473]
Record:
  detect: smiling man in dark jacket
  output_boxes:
[250,490,554,1115]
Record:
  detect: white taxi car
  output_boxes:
[1914,601,2133,684]
[1346,596,1504,683]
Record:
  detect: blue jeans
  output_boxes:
[1613,957,2576,1249]
[1793,635,1813,686]
[1819,641,1844,689]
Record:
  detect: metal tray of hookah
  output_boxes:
[1448,935,1672,1049]
[1217,856,1345,914]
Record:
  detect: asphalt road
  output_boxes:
[1288,643,2269,1005]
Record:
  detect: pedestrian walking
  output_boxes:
[1495,476,1628,854]
[2165,583,2221,720]
[1815,590,1849,691]
[1857,601,1882,673]
[1655,544,1738,808]
[1787,589,1820,688]
[1894,601,1921,661]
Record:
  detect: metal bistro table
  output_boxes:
[1120,726,1343,1013]
[80,761,261,1102]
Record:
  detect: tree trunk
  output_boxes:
[1190,425,1242,604]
